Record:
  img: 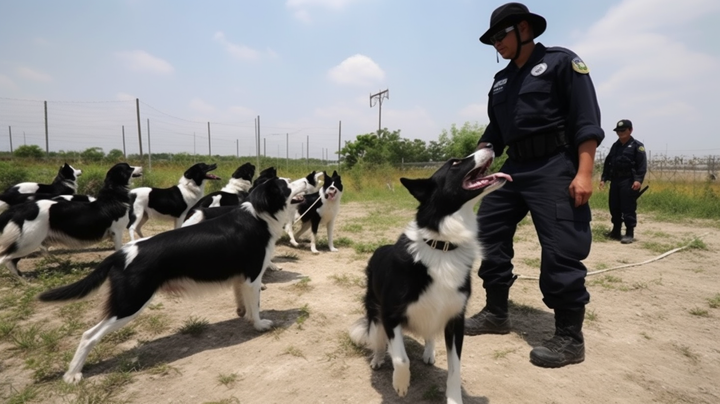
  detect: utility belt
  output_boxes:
[507,129,568,163]
[611,170,632,179]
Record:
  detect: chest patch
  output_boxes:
[493,78,507,94]
[531,63,547,76]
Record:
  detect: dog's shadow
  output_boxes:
[367,337,489,404]
[507,301,556,346]
[81,308,306,379]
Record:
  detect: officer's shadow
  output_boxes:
[507,301,556,346]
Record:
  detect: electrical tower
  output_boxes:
[370,89,389,134]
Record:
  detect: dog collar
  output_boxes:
[424,239,458,252]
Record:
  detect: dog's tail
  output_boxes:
[38,251,124,301]
[349,318,370,347]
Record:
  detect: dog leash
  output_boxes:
[293,196,322,224]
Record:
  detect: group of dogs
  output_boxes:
[0,147,510,404]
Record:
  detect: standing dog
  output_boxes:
[288,170,343,253]
[127,163,219,241]
[0,163,82,212]
[283,170,322,240]
[349,148,511,404]
[38,175,308,384]
[188,162,255,211]
[0,163,142,277]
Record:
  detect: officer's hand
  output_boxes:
[598,181,605,190]
[569,173,593,207]
[632,181,641,191]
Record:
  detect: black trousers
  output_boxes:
[476,152,591,310]
[608,177,638,228]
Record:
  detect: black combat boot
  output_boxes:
[530,307,585,368]
[621,227,635,244]
[604,223,621,240]
[465,287,511,336]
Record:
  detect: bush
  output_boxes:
[0,162,29,190]
[14,145,44,158]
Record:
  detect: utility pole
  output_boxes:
[236,139,239,158]
[44,100,49,157]
[8,126,13,153]
[207,122,212,157]
[370,89,389,134]
[136,98,143,159]
[122,126,126,158]
[338,120,342,164]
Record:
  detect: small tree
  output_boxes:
[106,149,124,161]
[14,145,44,158]
[80,147,105,161]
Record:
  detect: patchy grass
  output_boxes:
[217,372,239,387]
[586,309,599,322]
[296,304,311,329]
[422,384,444,401]
[178,316,210,336]
[492,348,517,360]
[352,238,393,254]
[521,258,540,268]
[341,223,364,233]
[689,307,710,317]
[331,332,367,359]
[708,294,720,309]
[289,277,314,294]
[138,313,170,336]
[329,273,365,288]
[589,275,623,290]
[283,346,307,359]
[672,343,700,364]
[146,362,182,377]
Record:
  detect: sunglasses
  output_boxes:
[616,128,629,133]
[490,26,515,44]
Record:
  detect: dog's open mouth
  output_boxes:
[463,161,512,190]
[325,189,337,200]
[291,194,305,204]
[205,174,221,180]
[132,173,142,178]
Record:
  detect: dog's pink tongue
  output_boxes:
[493,172,512,182]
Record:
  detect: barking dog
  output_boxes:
[187,162,255,211]
[288,170,343,253]
[0,163,142,277]
[38,175,308,384]
[127,163,220,241]
[349,148,511,404]
[0,163,82,212]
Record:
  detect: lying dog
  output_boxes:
[0,163,82,212]
[288,170,343,253]
[127,163,220,241]
[349,147,511,404]
[0,163,142,277]
[38,174,308,384]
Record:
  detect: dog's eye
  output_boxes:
[451,159,462,166]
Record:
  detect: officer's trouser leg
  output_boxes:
[608,181,622,228]
[618,179,638,229]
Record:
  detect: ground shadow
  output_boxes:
[507,300,556,346]
[80,307,305,379]
[263,268,304,284]
[366,336,489,404]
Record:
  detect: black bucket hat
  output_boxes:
[479,3,547,45]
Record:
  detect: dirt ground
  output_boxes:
[2,201,720,404]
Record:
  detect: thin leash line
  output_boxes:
[293,196,322,224]
[515,232,710,281]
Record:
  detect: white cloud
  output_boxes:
[213,32,277,61]
[570,0,720,153]
[16,66,52,82]
[0,74,16,89]
[115,92,136,101]
[115,50,174,74]
[458,103,487,121]
[328,54,385,86]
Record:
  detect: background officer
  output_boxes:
[465,2,604,368]
[599,119,647,244]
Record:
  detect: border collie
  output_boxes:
[283,170,322,240]
[38,175,309,384]
[0,163,82,212]
[0,163,142,277]
[288,170,343,254]
[187,162,255,211]
[127,163,220,241]
[348,148,511,404]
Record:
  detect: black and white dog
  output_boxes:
[187,162,255,211]
[283,170,323,240]
[349,148,511,404]
[288,170,343,253]
[0,163,142,277]
[127,163,220,241]
[0,163,82,212]
[38,174,309,384]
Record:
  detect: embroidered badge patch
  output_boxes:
[572,57,589,74]
[639,146,645,152]
[531,63,547,76]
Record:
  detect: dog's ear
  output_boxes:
[331,170,339,178]
[400,177,433,203]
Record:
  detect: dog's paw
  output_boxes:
[370,354,385,369]
[392,366,411,397]
[63,371,83,384]
[289,240,299,247]
[267,262,282,271]
[261,283,267,291]
[329,247,339,252]
[311,248,320,254]
[236,306,246,318]
[253,319,273,331]
[423,349,435,365]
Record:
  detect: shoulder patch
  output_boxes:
[572,57,589,74]
[638,146,645,152]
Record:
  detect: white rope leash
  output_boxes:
[515,232,711,281]
[292,195,322,224]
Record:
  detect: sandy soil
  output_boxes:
[2,202,720,404]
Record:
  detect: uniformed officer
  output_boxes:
[464,3,604,369]
[599,119,647,244]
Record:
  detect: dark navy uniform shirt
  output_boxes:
[479,43,604,154]
[601,137,647,183]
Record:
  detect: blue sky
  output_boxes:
[1,0,719,159]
